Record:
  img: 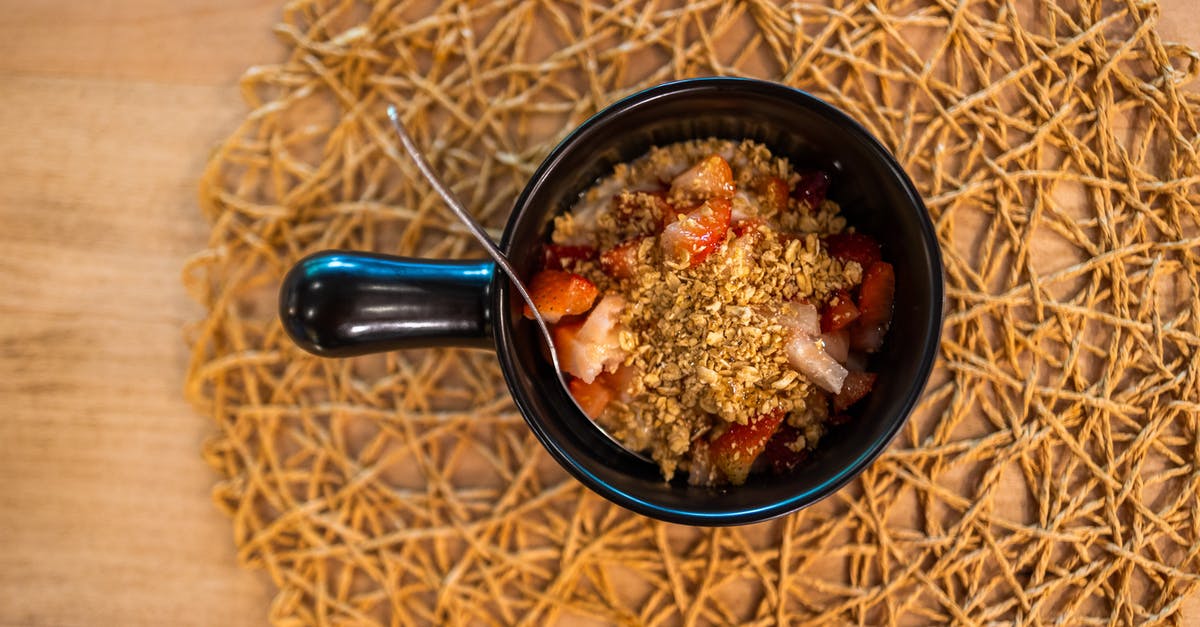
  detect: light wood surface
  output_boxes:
[0,2,1196,625]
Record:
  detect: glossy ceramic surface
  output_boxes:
[281,253,493,356]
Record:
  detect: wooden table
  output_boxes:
[1,2,1196,624]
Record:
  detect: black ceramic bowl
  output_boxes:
[281,77,944,526]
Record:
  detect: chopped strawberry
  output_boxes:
[820,289,861,333]
[549,318,584,378]
[659,197,732,267]
[833,371,877,412]
[760,176,790,213]
[850,262,895,352]
[792,170,831,209]
[551,318,584,347]
[543,244,596,270]
[553,295,627,383]
[603,364,640,402]
[669,154,735,201]
[709,409,786,485]
[522,270,598,323]
[599,237,645,278]
[824,232,881,269]
[568,376,613,419]
[763,425,810,474]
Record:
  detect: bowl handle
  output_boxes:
[279,251,495,357]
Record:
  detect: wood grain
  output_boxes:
[0,1,1196,625]
[0,3,281,625]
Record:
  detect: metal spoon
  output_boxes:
[385,105,650,462]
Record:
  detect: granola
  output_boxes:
[528,139,894,484]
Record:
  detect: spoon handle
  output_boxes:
[385,106,567,380]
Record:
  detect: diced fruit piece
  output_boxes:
[709,409,786,485]
[792,170,831,208]
[659,197,732,267]
[850,262,895,353]
[760,176,790,213]
[567,364,639,410]
[688,439,719,486]
[785,333,849,394]
[543,244,596,270]
[554,295,628,383]
[523,270,598,323]
[549,319,584,373]
[604,364,640,403]
[833,371,877,412]
[824,231,881,269]
[777,301,821,337]
[820,289,861,333]
[568,376,613,419]
[821,329,850,363]
[599,237,645,279]
[551,319,584,348]
[763,425,810,474]
[579,294,624,335]
[669,154,735,201]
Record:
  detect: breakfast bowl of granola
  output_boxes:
[280,78,944,525]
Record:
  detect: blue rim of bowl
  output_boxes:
[495,77,945,526]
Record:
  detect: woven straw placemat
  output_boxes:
[186,0,1200,624]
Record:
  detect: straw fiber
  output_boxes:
[187,0,1200,624]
